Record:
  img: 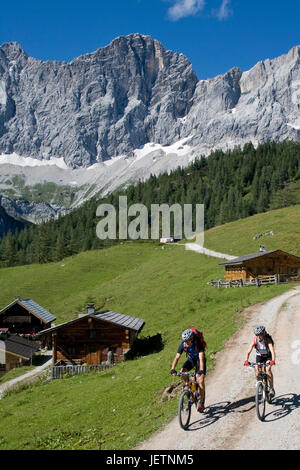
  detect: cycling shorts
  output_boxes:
[256,353,272,364]
[182,356,206,375]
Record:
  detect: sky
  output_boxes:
[0,0,299,80]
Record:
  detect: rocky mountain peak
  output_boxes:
[0,42,27,62]
[0,35,198,167]
[0,37,299,171]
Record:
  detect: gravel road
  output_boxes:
[184,243,237,260]
[137,286,300,450]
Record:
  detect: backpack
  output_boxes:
[190,327,207,350]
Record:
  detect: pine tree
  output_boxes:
[1,232,16,267]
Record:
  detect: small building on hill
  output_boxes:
[38,305,145,366]
[160,235,181,244]
[0,298,56,336]
[0,331,40,375]
[219,249,300,282]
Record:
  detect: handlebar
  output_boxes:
[175,371,196,377]
[247,361,273,367]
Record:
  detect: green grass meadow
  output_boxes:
[204,204,300,257]
[0,205,299,449]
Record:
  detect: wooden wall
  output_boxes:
[53,316,135,365]
[225,266,247,281]
[225,253,300,281]
[4,351,29,372]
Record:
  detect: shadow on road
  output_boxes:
[187,392,300,430]
[264,393,300,422]
[187,396,256,431]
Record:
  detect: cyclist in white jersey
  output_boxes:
[244,326,276,398]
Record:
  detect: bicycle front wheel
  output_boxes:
[255,381,266,421]
[178,390,192,430]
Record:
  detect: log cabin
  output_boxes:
[219,249,300,282]
[38,306,145,365]
[0,297,56,336]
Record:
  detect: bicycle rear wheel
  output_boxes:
[178,390,192,429]
[255,381,265,421]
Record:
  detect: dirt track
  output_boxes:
[137,286,300,450]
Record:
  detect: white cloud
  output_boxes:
[167,0,206,22]
[215,0,232,20]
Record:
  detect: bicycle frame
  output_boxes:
[176,372,199,429]
[249,361,272,421]
[250,362,271,387]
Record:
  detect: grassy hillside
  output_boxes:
[0,242,165,324]
[2,140,299,269]
[0,205,299,450]
[204,204,300,257]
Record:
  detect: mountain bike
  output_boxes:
[249,362,273,421]
[176,372,200,429]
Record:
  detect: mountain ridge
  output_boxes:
[0,34,198,167]
[0,35,300,228]
[1,34,299,170]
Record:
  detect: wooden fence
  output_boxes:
[51,363,113,379]
[210,274,280,288]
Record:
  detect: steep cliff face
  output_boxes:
[0,35,299,227]
[0,35,198,168]
[0,35,299,170]
[184,46,300,151]
[0,195,60,224]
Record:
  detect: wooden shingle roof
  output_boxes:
[0,298,56,324]
[94,310,145,333]
[0,334,40,359]
[219,249,300,266]
[38,310,145,336]
[219,250,276,266]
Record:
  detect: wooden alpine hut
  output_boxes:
[219,249,300,283]
[38,305,145,366]
[0,298,56,336]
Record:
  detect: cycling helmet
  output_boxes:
[182,329,194,342]
[254,325,266,336]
